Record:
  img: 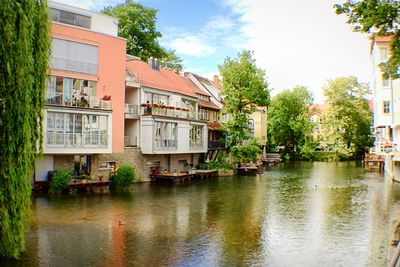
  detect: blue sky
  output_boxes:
[53,0,371,103]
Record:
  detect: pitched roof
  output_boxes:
[198,99,220,110]
[126,60,195,97]
[180,76,210,96]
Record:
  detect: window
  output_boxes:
[51,38,98,75]
[248,119,255,130]
[383,101,390,114]
[380,48,388,62]
[50,8,91,29]
[383,79,390,87]
[190,125,203,149]
[145,92,169,105]
[46,111,108,147]
[45,75,97,107]
[154,121,177,149]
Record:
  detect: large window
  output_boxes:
[45,76,96,107]
[383,101,390,114]
[145,92,169,105]
[383,79,390,88]
[46,111,108,147]
[154,121,177,150]
[190,125,203,149]
[51,38,98,75]
[380,48,388,62]
[50,8,91,29]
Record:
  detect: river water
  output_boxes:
[1,162,400,266]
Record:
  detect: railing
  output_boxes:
[45,94,112,110]
[190,140,203,150]
[141,105,198,120]
[125,104,139,115]
[208,140,225,149]
[50,57,98,75]
[124,136,138,147]
[46,132,108,148]
[154,139,177,150]
[373,141,396,155]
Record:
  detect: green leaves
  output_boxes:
[102,1,183,72]
[335,0,400,79]
[0,0,50,259]
[268,86,313,156]
[218,50,270,164]
[321,77,373,155]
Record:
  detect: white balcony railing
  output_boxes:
[125,104,139,117]
[46,132,108,148]
[373,141,396,155]
[154,139,177,150]
[141,105,198,120]
[124,136,138,147]
[45,94,112,110]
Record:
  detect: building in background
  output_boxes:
[35,1,126,181]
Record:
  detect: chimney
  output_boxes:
[148,57,160,71]
[213,75,221,89]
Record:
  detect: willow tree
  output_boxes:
[219,50,270,165]
[0,0,50,259]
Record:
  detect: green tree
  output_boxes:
[334,0,400,79]
[102,1,183,72]
[160,49,183,73]
[219,50,270,165]
[0,0,50,259]
[321,77,373,156]
[268,86,313,157]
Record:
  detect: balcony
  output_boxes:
[125,104,139,119]
[154,139,177,150]
[124,136,138,147]
[141,104,198,120]
[45,94,112,110]
[208,140,226,150]
[46,132,108,148]
[373,141,396,155]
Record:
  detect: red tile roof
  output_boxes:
[126,60,196,97]
[208,122,221,131]
[198,99,220,110]
[180,76,210,96]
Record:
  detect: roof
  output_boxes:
[180,76,210,97]
[310,103,329,115]
[198,99,220,110]
[126,60,196,97]
[370,35,392,54]
[208,122,221,131]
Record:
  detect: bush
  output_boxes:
[110,164,136,187]
[49,170,72,193]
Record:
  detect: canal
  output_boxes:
[2,162,400,266]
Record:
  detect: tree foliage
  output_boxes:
[49,170,73,193]
[268,86,314,157]
[110,164,136,188]
[321,77,373,155]
[219,50,270,164]
[0,0,50,259]
[102,1,183,72]
[335,0,400,79]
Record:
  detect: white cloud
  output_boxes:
[168,35,216,57]
[219,0,371,103]
[162,15,245,57]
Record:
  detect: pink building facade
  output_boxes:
[35,1,126,181]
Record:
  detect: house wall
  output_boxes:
[51,23,126,153]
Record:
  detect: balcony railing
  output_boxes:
[154,139,177,150]
[373,141,396,155]
[124,136,138,147]
[45,94,112,110]
[50,57,98,75]
[46,132,108,148]
[190,140,203,150]
[208,140,225,149]
[125,104,139,118]
[141,104,198,120]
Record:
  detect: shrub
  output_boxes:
[49,170,72,193]
[110,164,136,187]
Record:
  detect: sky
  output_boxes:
[53,0,371,103]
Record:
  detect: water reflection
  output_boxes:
[1,162,399,266]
